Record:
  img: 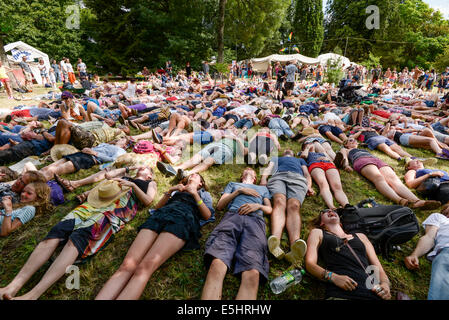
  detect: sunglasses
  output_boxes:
[320,209,335,215]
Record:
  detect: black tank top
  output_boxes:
[318,231,380,300]
[123,177,151,193]
[393,131,403,144]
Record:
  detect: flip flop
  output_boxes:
[268,235,285,260]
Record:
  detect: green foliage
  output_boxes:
[292,0,324,57]
[360,52,382,70]
[324,56,345,85]
[0,0,87,62]
[433,45,449,72]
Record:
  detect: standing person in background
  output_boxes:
[142,67,150,81]
[51,59,60,83]
[19,56,33,90]
[66,59,76,84]
[202,61,210,75]
[77,58,87,79]
[48,68,57,91]
[266,63,273,80]
[316,65,323,83]
[38,60,49,86]
[60,58,68,83]
[284,61,298,97]
[166,61,172,78]
[186,62,192,79]
[0,60,14,99]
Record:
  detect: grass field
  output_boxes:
[0,86,441,300]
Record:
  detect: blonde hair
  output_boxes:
[14,181,53,216]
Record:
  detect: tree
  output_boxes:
[217,0,227,63]
[433,45,449,72]
[292,0,324,57]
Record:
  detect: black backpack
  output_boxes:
[337,201,419,259]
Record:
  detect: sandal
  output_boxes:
[76,192,89,204]
[410,200,441,210]
[399,198,409,206]
[54,174,75,193]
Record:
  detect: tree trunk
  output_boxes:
[0,36,8,65]
[217,0,227,63]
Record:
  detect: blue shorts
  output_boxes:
[432,122,448,135]
[193,131,213,144]
[318,125,343,137]
[199,142,233,165]
[425,100,435,108]
[366,136,394,150]
[234,119,253,130]
[399,133,411,147]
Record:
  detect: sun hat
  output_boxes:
[133,140,155,154]
[87,180,130,208]
[50,144,79,162]
[61,91,74,99]
[301,127,316,136]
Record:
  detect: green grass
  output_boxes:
[0,122,442,300]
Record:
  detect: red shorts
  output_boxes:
[0,78,9,84]
[309,161,337,173]
[11,109,32,118]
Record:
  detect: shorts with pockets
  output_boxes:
[267,171,308,203]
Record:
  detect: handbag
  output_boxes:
[416,177,441,196]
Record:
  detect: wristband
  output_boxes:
[197,199,203,206]
[328,272,333,283]
[3,212,12,217]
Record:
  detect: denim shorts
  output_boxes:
[199,142,233,165]
[366,136,394,150]
[399,133,411,147]
[193,131,213,145]
[428,247,449,300]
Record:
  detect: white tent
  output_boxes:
[317,53,351,68]
[4,41,51,85]
[251,53,320,72]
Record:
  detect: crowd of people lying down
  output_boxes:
[0,68,449,300]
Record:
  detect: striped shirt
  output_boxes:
[0,206,36,227]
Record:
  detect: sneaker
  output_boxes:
[267,235,285,259]
[156,161,177,176]
[285,239,307,266]
[248,153,256,165]
[259,154,268,165]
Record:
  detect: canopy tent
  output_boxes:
[4,41,51,85]
[316,53,351,68]
[250,53,320,72]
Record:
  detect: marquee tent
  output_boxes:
[4,41,51,85]
[317,53,351,68]
[250,53,320,72]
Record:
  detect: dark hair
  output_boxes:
[5,115,12,123]
[181,173,208,191]
[94,91,101,99]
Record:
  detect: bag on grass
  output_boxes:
[416,177,441,197]
[337,203,419,259]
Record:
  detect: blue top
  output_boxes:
[223,182,271,219]
[271,156,307,175]
[305,152,331,166]
[0,206,36,227]
[30,131,55,155]
[416,168,449,182]
[92,143,126,163]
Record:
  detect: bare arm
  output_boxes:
[260,161,275,185]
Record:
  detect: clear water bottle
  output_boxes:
[270,269,306,294]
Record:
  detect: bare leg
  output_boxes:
[13,240,79,300]
[235,269,260,300]
[201,258,227,300]
[379,167,419,201]
[184,157,215,175]
[0,239,59,299]
[312,168,335,209]
[360,165,402,203]
[175,154,204,170]
[377,143,402,159]
[115,232,186,300]
[95,229,158,300]
[271,194,287,240]
[286,198,302,244]
[326,168,349,207]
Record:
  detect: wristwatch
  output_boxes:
[2,212,12,217]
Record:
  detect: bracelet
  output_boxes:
[328,272,333,283]
[197,199,203,206]
[3,212,12,217]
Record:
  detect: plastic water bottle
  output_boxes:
[270,269,306,294]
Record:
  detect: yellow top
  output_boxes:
[0,66,8,79]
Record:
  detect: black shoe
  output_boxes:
[291,132,303,141]
[152,129,162,144]
[157,161,176,176]
[279,134,289,141]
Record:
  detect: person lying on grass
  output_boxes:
[54,165,156,205]
[404,204,449,300]
[0,178,156,300]
[305,208,391,300]
[95,173,213,300]
[334,138,441,210]
[0,181,52,237]
[201,167,272,300]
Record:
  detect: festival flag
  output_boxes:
[292,45,300,53]
[279,47,287,53]
[288,32,293,41]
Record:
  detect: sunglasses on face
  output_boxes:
[320,209,335,215]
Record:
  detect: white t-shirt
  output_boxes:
[60,60,67,72]
[422,213,449,261]
[66,63,74,73]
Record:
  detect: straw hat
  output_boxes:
[301,127,316,136]
[50,144,79,162]
[87,180,131,208]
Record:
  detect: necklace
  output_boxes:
[325,230,352,252]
